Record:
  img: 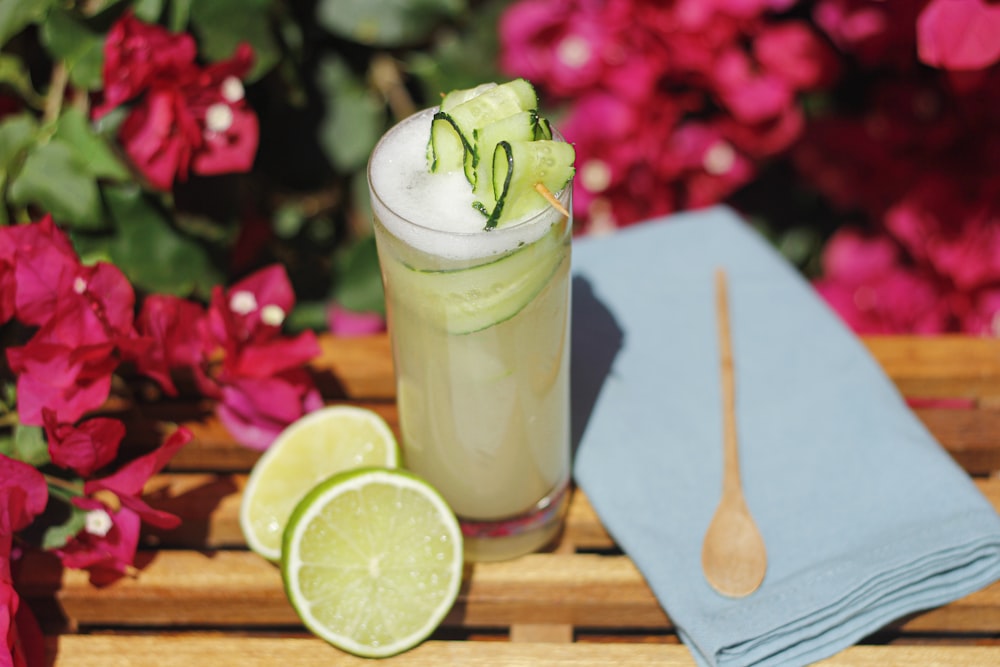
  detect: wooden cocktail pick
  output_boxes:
[534,183,569,217]
[700,268,768,598]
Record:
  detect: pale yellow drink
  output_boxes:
[368,108,572,562]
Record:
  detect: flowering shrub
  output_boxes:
[1,216,320,663]
[498,0,1000,335]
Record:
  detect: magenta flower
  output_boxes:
[96,11,198,116]
[217,372,323,450]
[2,215,80,329]
[0,455,48,537]
[97,13,258,190]
[54,498,142,586]
[327,304,386,337]
[43,411,126,478]
[134,294,209,395]
[884,175,1000,291]
[6,341,117,426]
[814,227,952,334]
[918,0,1000,71]
[83,427,193,531]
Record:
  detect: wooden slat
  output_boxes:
[154,401,1000,475]
[20,545,1000,635]
[864,337,1000,399]
[44,635,1000,667]
[139,474,1000,553]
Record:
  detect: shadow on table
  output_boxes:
[570,275,624,461]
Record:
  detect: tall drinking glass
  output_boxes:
[367,108,572,562]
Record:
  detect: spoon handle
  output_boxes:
[715,269,740,500]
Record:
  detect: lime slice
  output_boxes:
[240,405,400,561]
[281,468,463,658]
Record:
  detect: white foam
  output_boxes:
[368,108,566,261]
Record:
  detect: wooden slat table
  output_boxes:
[20,334,1000,665]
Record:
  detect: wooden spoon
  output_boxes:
[701,269,767,598]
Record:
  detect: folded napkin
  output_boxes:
[571,206,1000,667]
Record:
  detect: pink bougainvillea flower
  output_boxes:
[955,287,1000,336]
[712,48,794,124]
[918,0,1000,70]
[226,331,320,380]
[54,498,142,586]
[0,257,13,327]
[813,226,953,334]
[812,0,923,68]
[83,427,193,531]
[42,410,126,478]
[99,12,258,190]
[188,44,259,176]
[327,304,386,337]
[0,455,49,535]
[134,294,209,395]
[6,341,118,426]
[208,264,297,348]
[754,21,840,90]
[7,595,44,667]
[499,0,607,98]
[3,215,80,328]
[216,372,323,450]
[884,175,1000,291]
[96,10,198,116]
[118,87,201,190]
[665,120,755,209]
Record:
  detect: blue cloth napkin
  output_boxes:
[570,206,1000,667]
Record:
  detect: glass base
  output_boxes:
[459,482,569,562]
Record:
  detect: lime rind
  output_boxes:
[239,405,400,561]
[281,467,463,659]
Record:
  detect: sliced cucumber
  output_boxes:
[385,221,568,335]
[440,80,538,184]
[533,115,553,140]
[428,113,468,173]
[440,82,497,112]
[472,111,539,210]
[487,140,575,230]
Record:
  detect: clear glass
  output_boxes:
[368,109,572,562]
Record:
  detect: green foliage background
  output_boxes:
[0,0,512,327]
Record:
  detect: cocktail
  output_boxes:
[367,80,574,561]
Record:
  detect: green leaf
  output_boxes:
[190,0,280,81]
[316,0,466,47]
[0,53,44,108]
[10,424,51,467]
[39,8,105,90]
[315,55,385,173]
[41,503,87,550]
[103,184,222,299]
[166,0,192,31]
[53,107,130,180]
[9,139,105,228]
[408,0,506,101]
[132,0,166,24]
[0,0,56,47]
[0,112,38,170]
[332,234,384,315]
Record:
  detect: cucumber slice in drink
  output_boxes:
[487,140,575,230]
[431,79,539,185]
[384,220,567,335]
[428,113,468,173]
[440,82,497,112]
[472,111,539,209]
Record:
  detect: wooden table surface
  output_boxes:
[19,333,1000,665]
